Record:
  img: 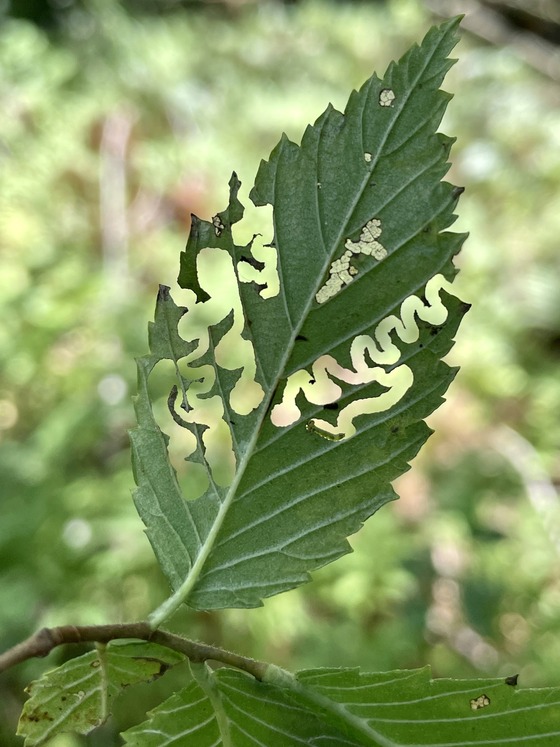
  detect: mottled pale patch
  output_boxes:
[470,694,491,711]
[379,88,396,107]
[212,215,225,236]
[315,218,387,304]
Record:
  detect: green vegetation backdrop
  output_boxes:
[1,1,560,744]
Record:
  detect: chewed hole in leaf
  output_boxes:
[147,359,233,499]
[147,241,278,496]
[272,275,457,440]
[176,247,265,416]
[234,204,279,299]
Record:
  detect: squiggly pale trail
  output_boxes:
[272,274,456,439]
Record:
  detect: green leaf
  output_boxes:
[131,17,468,616]
[122,676,221,747]
[123,664,560,746]
[122,662,358,746]
[17,641,183,746]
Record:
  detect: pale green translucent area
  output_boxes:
[2,1,560,745]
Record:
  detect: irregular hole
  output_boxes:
[177,247,265,417]
[150,246,269,492]
[235,202,279,299]
[273,274,456,440]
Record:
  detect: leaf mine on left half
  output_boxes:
[129,16,469,616]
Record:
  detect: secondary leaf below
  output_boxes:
[17,641,183,746]
[123,664,560,746]
[123,667,560,747]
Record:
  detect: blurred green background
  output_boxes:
[1,0,560,744]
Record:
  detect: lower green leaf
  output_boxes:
[123,664,560,746]
[122,678,221,747]
[17,641,183,746]
[123,662,357,747]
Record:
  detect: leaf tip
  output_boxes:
[157,284,171,302]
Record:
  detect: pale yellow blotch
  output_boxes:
[364,152,372,162]
[274,274,457,440]
[470,694,491,711]
[315,218,387,304]
[345,218,388,261]
[379,88,396,107]
[212,215,225,236]
[306,421,345,441]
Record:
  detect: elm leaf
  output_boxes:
[131,17,468,616]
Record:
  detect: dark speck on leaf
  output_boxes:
[391,426,399,433]
[324,402,339,411]
[505,674,519,687]
[296,334,308,342]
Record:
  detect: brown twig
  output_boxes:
[0,622,269,681]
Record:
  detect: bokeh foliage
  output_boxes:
[1,1,560,744]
